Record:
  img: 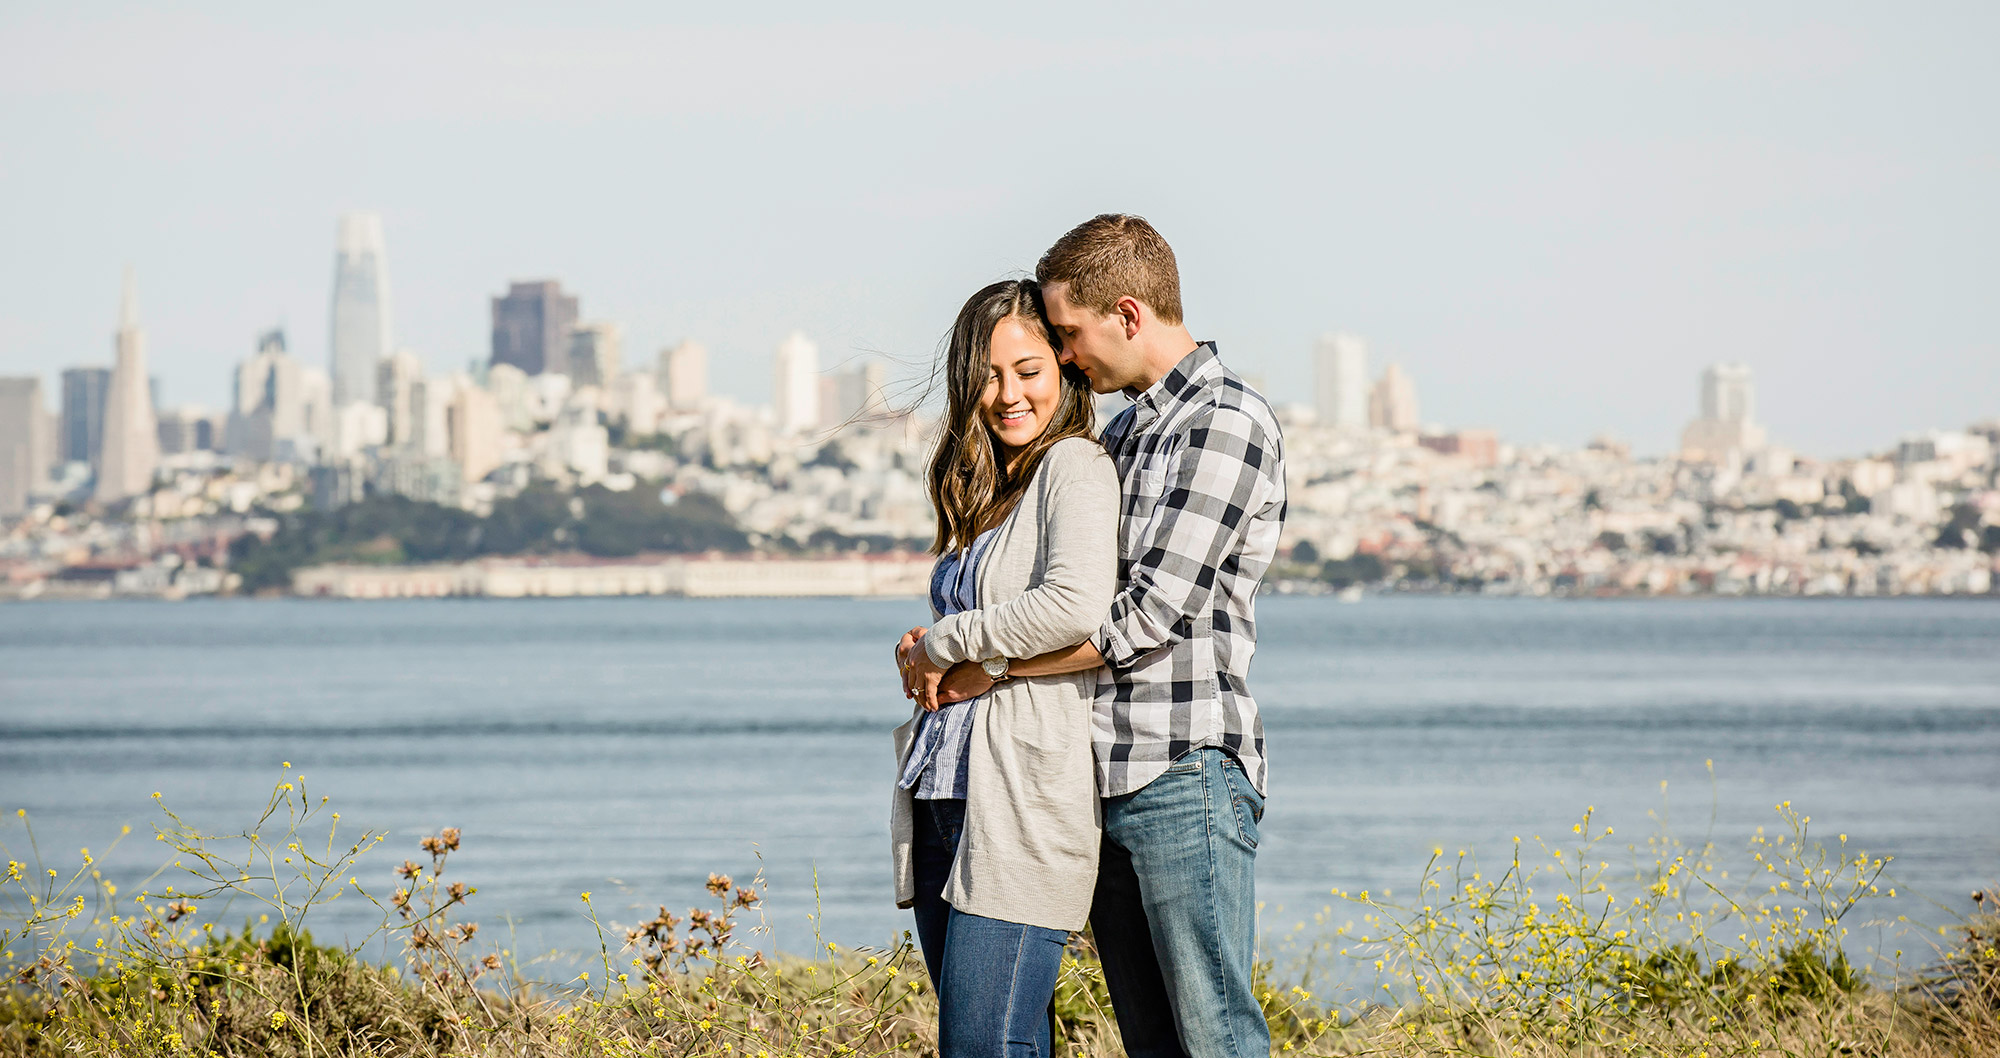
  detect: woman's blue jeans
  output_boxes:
[911,798,1068,1057]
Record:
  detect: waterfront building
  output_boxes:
[329,212,393,408]
[0,377,50,517]
[1680,362,1767,464]
[96,271,160,503]
[1369,362,1420,433]
[659,340,709,411]
[376,349,424,448]
[490,280,579,377]
[773,331,820,435]
[59,366,111,468]
[1314,333,1369,430]
[567,322,622,389]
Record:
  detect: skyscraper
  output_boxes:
[659,340,709,411]
[96,270,160,502]
[1368,363,1420,433]
[329,212,393,408]
[567,322,622,388]
[1314,333,1369,430]
[229,329,310,462]
[1680,362,1767,464]
[773,331,820,435]
[1701,362,1755,423]
[0,377,49,517]
[490,281,579,376]
[59,366,111,467]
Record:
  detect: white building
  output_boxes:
[1680,362,1768,464]
[1314,333,1369,430]
[660,340,709,411]
[408,375,453,458]
[608,371,666,436]
[1368,362,1420,434]
[329,212,392,409]
[97,270,160,503]
[485,362,534,432]
[0,377,50,517]
[826,359,888,428]
[377,348,424,448]
[447,380,504,484]
[328,401,388,460]
[229,329,318,463]
[774,331,821,435]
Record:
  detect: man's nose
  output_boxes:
[1056,346,1075,365]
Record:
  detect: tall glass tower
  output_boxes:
[329,212,392,408]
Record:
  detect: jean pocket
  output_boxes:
[1221,761,1264,849]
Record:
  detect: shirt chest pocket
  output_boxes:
[1122,458,1172,553]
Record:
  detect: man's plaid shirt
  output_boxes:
[1092,343,1286,798]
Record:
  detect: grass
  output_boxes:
[3,769,1995,1057]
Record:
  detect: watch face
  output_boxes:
[983,658,1006,678]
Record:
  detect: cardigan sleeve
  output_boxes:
[922,439,1119,667]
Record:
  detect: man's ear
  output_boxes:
[1116,296,1144,340]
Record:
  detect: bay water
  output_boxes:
[2,596,1994,976]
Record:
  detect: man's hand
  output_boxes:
[935,662,995,705]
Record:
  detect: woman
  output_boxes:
[890,279,1119,1056]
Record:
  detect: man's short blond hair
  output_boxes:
[1035,213,1183,325]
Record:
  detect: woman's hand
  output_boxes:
[895,626,929,699]
[901,630,950,711]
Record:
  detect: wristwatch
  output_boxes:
[981,656,1012,682]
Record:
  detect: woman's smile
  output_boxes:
[982,316,1062,458]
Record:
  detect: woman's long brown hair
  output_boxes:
[926,279,1095,554]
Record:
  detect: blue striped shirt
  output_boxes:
[898,526,999,799]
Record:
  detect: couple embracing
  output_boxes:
[891,214,1287,1058]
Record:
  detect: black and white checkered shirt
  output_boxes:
[1092,343,1287,798]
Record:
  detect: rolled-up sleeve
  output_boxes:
[1097,403,1279,669]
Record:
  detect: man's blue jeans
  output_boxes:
[1091,748,1268,1058]
[911,798,1068,1057]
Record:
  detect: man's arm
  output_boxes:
[1096,401,1279,668]
[933,641,1104,704]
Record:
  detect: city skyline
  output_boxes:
[1,6,1996,457]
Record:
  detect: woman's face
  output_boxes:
[981,315,1063,457]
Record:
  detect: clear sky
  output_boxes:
[1,2,1993,457]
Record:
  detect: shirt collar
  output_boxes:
[1125,342,1220,414]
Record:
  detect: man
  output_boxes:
[939,214,1287,1057]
